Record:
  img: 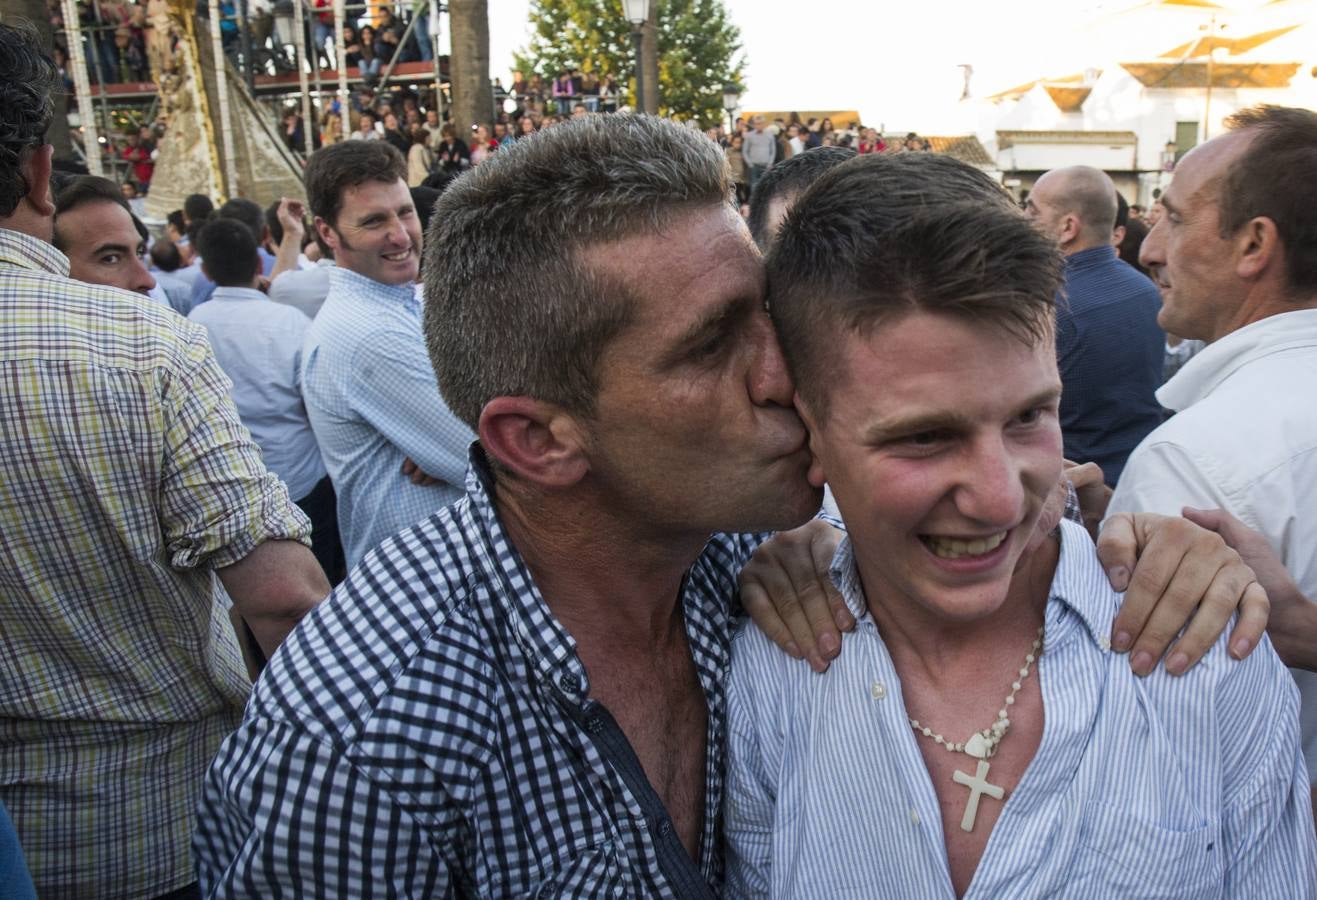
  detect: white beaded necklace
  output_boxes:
[907,624,1044,831]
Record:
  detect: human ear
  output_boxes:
[477,396,590,488]
[24,144,55,218]
[1235,216,1280,282]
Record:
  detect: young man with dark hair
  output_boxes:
[189,218,343,582]
[296,139,472,565]
[726,151,1315,896]
[0,23,327,897]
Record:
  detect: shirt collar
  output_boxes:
[0,227,70,277]
[462,444,592,701]
[1064,244,1117,273]
[1156,308,1317,413]
[328,265,419,312]
[210,285,268,303]
[828,518,1111,653]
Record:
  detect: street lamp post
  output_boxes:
[722,82,740,133]
[622,0,650,113]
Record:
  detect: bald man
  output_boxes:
[1025,166,1165,485]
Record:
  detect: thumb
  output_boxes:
[1095,512,1137,592]
[1181,506,1228,536]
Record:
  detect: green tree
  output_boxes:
[514,0,745,127]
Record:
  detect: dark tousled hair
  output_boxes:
[0,23,58,218]
[196,217,260,287]
[303,140,406,229]
[1220,105,1317,294]
[423,113,733,430]
[747,146,856,248]
[767,153,1063,421]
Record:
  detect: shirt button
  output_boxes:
[585,715,603,735]
[910,808,920,826]
[657,819,672,838]
[870,681,887,701]
[559,673,579,693]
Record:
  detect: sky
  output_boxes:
[484,0,1305,132]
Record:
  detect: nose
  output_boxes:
[133,256,156,294]
[955,435,1025,527]
[1140,216,1166,272]
[747,311,796,408]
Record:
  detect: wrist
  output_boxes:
[1269,591,1317,671]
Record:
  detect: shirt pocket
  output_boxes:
[521,840,627,899]
[1067,801,1223,898]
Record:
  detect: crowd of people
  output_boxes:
[5,17,1317,899]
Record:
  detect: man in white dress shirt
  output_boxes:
[1107,105,1317,809]
[189,217,343,581]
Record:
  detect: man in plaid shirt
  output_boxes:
[0,24,330,898]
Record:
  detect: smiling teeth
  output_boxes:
[924,532,1008,559]
[384,251,410,260]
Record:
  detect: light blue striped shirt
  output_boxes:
[725,519,1317,898]
[301,266,473,566]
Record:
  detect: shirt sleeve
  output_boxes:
[194,718,453,897]
[346,324,473,488]
[1218,639,1317,893]
[158,324,311,570]
[723,630,778,898]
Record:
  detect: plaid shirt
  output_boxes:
[195,449,762,897]
[0,228,310,898]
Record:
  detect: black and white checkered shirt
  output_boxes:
[194,450,763,897]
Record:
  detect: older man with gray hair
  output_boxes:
[1025,165,1165,486]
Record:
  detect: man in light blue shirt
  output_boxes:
[725,153,1316,897]
[188,217,343,581]
[300,140,472,566]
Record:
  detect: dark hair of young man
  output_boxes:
[767,153,1063,421]
[746,146,856,248]
[303,140,406,230]
[264,200,284,246]
[217,197,265,244]
[195,217,260,287]
[184,193,215,223]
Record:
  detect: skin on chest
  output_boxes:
[911,677,1045,897]
[583,643,710,860]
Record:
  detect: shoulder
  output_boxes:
[247,503,500,762]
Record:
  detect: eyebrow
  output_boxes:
[861,384,1062,442]
[91,241,133,258]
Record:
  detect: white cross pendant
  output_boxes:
[951,759,1005,832]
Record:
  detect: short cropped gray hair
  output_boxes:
[422,114,733,429]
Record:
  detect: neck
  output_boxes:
[863,536,1057,686]
[492,476,705,647]
[1218,285,1317,340]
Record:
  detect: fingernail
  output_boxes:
[1112,630,1132,652]
[1231,638,1251,659]
[834,609,853,631]
[1165,651,1188,676]
[784,641,802,659]
[819,633,840,657]
[810,655,827,674]
[1110,566,1130,588]
[1132,650,1153,676]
